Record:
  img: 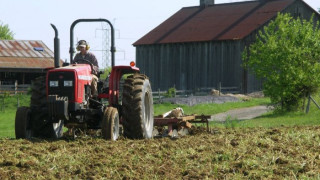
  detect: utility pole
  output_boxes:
[95,24,110,68]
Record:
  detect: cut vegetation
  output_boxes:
[1,127,320,179]
[1,94,320,179]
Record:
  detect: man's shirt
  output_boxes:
[73,52,99,75]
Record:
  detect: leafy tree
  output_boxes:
[0,21,14,40]
[243,13,320,111]
[99,67,112,79]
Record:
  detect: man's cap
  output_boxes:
[78,40,87,47]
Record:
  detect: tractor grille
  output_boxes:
[48,71,75,101]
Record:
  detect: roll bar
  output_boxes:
[69,19,116,67]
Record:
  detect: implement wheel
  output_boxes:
[30,76,63,139]
[122,73,154,139]
[15,106,32,139]
[102,107,120,141]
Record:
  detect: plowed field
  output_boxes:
[1,126,320,179]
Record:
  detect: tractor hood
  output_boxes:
[48,64,93,80]
[47,64,93,104]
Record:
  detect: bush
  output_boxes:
[243,13,320,111]
[165,87,176,98]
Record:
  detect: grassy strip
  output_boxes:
[239,108,320,127]
[0,95,30,138]
[154,98,270,116]
[209,102,320,128]
[0,111,16,138]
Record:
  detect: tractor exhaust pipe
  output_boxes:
[51,24,60,68]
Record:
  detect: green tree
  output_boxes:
[99,67,112,79]
[0,21,14,40]
[243,13,320,111]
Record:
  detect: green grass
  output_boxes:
[209,100,320,128]
[239,108,320,127]
[154,97,270,116]
[0,94,30,138]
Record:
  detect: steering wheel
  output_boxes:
[74,58,94,73]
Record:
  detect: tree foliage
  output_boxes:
[0,21,14,40]
[243,13,320,111]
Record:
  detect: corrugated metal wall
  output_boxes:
[136,40,248,92]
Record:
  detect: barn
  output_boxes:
[0,40,56,85]
[134,0,320,93]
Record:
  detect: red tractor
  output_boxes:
[15,19,154,140]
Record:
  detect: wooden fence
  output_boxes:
[0,82,30,94]
[152,86,240,103]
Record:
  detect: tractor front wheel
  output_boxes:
[122,73,154,139]
[102,107,120,140]
[15,106,32,139]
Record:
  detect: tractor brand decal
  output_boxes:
[78,75,92,81]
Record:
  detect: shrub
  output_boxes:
[165,87,176,98]
[243,13,320,111]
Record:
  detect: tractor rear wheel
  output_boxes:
[101,107,120,140]
[122,73,154,139]
[31,76,47,107]
[30,76,64,139]
[15,106,32,139]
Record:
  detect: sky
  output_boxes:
[0,0,319,68]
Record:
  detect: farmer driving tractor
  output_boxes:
[73,40,99,98]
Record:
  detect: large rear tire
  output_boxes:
[122,73,154,139]
[31,76,47,108]
[30,76,63,139]
[15,106,32,139]
[101,107,120,141]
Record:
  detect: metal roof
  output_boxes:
[0,40,53,58]
[134,0,295,45]
[0,40,55,70]
[0,57,55,68]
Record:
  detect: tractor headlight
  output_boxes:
[64,81,73,87]
[49,81,59,87]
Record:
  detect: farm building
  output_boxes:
[134,0,320,93]
[0,40,56,87]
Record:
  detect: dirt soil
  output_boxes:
[1,126,320,179]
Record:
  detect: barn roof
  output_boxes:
[0,40,55,70]
[134,0,296,45]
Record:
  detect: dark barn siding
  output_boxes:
[136,0,320,93]
[137,40,244,92]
